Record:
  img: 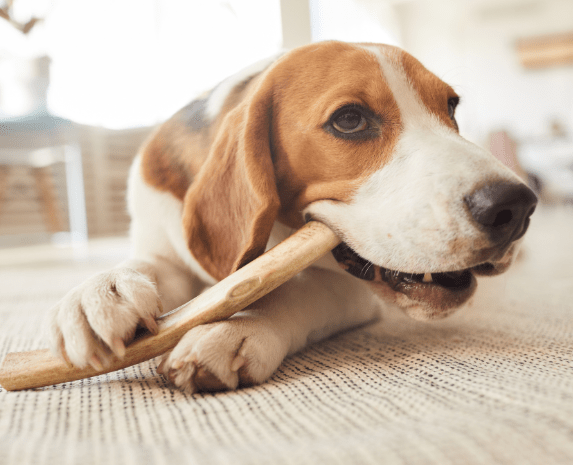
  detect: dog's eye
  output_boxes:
[447,97,459,129]
[332,108,368,133]
[324,104,379,140]
[448,97,459,120]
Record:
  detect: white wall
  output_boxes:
[395,0,573,146]
[310,0,402,45]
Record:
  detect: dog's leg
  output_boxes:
[48,249,202,371]
[158,267,380,393]
[49,157,205,371]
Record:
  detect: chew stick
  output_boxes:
[0,221,340,391]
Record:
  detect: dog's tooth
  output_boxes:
[423,273,433,283]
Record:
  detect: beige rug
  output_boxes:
[1,207,572,465]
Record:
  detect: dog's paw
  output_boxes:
[50,268,162,370]
[157,317,288,393]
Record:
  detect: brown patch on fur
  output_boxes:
[140,80,261,201]
[140,122,204,200]
[269,42,402,226]
[401,52,459,131]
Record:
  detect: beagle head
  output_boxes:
[151,41,537,321]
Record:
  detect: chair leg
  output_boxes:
[32,166,65,233]
[0,166,10,220]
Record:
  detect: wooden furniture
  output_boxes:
[77,125,152,238]
[0,113,88,244]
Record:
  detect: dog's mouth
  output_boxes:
[332,243,504,315]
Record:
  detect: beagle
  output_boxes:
[50,41,537,393]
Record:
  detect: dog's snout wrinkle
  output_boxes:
[465,181,538,245]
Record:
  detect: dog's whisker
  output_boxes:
[360,262,373,278]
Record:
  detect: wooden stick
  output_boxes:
[0,221,340,391]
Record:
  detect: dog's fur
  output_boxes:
[50,42,534,393]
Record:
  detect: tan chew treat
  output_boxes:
[0,221,340,391]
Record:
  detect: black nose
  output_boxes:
[465,181,538,245]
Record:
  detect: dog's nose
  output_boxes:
[465,181,537,245]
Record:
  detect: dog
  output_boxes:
[50,41,537,393]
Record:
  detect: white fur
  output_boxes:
[127,156,217,286]
[50,267,162,369]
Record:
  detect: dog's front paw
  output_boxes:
[50,268,162,370]
[158,317,288,393]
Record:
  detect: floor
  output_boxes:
[0,236,130,268]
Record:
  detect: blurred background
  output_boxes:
[0,0,571,252]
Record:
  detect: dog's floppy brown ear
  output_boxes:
[182,76,280,281]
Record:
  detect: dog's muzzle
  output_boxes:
[330,180,537,313]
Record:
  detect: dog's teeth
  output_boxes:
[422,273,433,283]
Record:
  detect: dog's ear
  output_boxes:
[182,75,280,281]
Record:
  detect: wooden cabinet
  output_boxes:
[0,125,153,240]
